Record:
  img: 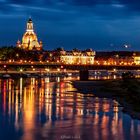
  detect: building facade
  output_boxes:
[16,18,42,51]
[133,52,140,65]
[60,49,96,65]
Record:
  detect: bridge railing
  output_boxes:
[0,60,138,66]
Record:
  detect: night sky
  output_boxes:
[1,0,140,51]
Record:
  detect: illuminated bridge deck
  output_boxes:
[0,62,140,70]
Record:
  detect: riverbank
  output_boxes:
[72,79,140,120]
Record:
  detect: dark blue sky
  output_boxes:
[1,0,140,50]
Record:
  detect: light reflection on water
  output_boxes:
[0,77,140,140]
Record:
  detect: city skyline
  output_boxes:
[1,0,140,50]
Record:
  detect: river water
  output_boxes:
[0,77,140,140]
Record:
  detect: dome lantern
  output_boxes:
[26,18,34,32]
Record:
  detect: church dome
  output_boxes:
[17,18,43,51]
[22,32,38,44]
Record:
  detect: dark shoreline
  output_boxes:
[72,80,140,120]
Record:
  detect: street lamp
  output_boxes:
[45,68,50,72]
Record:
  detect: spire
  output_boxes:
[16,39,21,48]
[28,17,32,23]
[26,17,33,32]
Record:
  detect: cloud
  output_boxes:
[0,0,138,21]
[0,1,134,19]
[8,0,34,5]
[117,0,140,12]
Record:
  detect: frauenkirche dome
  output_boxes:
[16,18,43,51]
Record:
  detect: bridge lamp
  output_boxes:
[113,68,116,72]
[45,68,50,72]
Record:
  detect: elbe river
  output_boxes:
[0,76,140,140]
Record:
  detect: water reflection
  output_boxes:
[0,77,140,140]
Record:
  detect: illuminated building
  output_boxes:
[16,18,43,51]
[60,48,96,64]
[95,51,134,65]
[133,56,140,65]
